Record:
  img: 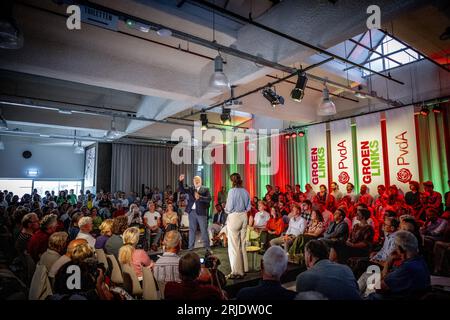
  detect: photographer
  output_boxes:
[164,252,225,300]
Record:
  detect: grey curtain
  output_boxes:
[111,143,194,194]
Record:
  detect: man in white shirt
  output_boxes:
[144,201,162,251]
[76,216,96,249]
[270,207,306,250]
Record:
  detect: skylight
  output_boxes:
[362,35,423,76]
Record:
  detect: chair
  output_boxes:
[142,266,159,300]
[246,245,261,272]
[95,249,109,272]
[106,254,123,285]
[121,263,143,297]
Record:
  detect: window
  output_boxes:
[0,179,33,198]
[33,180,83,196]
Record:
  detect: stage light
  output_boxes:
[290,72,308,102]
[209,55,230,92]
[284,134,290,140]
[262,87,284,109]
[74,141,84,154]
[317,86,336,116]
[298,131,305,137]
[220,107,231,125]
[291,132,297,138]
[200,112,208,131]
[432,105,442,114]
[420,106,430,116]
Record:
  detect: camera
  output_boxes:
[203,251,220,269]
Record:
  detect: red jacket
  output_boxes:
[27,229,51,262]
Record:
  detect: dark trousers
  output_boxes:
[188,210,210,250]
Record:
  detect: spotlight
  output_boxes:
[104,118,122,139]
[354,85,368,99]
[290,72,308,102]
[284,134,290,140]
[298,131,305,137]
[156,28,172,37]
[291,132,297,138]
[209,55,230,92]
[220,107,232,125]
[420,106,430,116]
[432,105,442,114]
[74,141,84,154]
[317,86,336,116]
[262,87,284,109]
[200,112,208,131]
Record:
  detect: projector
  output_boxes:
[224,99,242,109]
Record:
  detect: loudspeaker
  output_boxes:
[22,150,32,159]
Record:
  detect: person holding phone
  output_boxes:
[225,173,251,279]
[178,174,212,252]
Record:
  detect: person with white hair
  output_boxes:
[236,246,296,300]
[369,230,430,299]
[76,216,95,249]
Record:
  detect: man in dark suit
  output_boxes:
[178,174,212,251]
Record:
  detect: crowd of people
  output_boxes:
[0,177,449,300]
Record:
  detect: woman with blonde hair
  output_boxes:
[118,227,154,280]
[95,219,114,250]
[162,203,179,232]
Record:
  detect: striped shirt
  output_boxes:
[153,252,181,284]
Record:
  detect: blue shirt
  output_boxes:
[296,259,361,300]
[372,231,398,262]
[384,256,430,295]
[225,188,251,214]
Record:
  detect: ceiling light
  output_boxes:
[220,107,232,125]
[74,141,84,154]
[105,118,122,139]
[0,115,7,130]
[39,134,51,138]
[317,86,336,116]
[284,134,290,140]
[224,85,243,109]
[209,55,230,92]
[58,109,73,115]
[0,14,23,49]
[290,72,307,102]
[432,105,442,114]
[354,85,368,99]
[200,112,208,131]
[262,87,284,109]
[156,28,172,37]
[420,106,429,116]
[291,132,297,138]
[298,131,305,137]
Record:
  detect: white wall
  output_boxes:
[0,136,84,179]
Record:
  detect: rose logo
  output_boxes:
[338,171,350,184]
[397,168,412,183]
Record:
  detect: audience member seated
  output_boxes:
[259,207,285,253]
[304,184,316,201]
[369,230,430,300]
[162,203,179,232]
[143,202,162,252]
[330,182,343,201]
[370,216,399,267]
[236,246,296,300]
[68,213,82,241]
[296,240,361,300]
[154,231,182,285]
[300,200,313,225]
[38,231,68,273]
[332,208,374,264]
[164,252,224,300]
[420,208,448,241]
[27,214,58,262]
[49,238,88,279]
[105,216,129,259]
[270,203,306,250]
[289,209,325,261]
[208,204,227,247]
[95,219,113,250]
[118,227,153,281]
[76,217,96,249]
[321,208,349,248]
[15,212,40,254]
[423,181,443,212]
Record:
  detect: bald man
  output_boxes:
[48,238,88,279]
[179,174,212,251]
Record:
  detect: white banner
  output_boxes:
[307,123,328,190]
[385,106,419,192]
[330,119,354,191]
[355,113,385,194]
